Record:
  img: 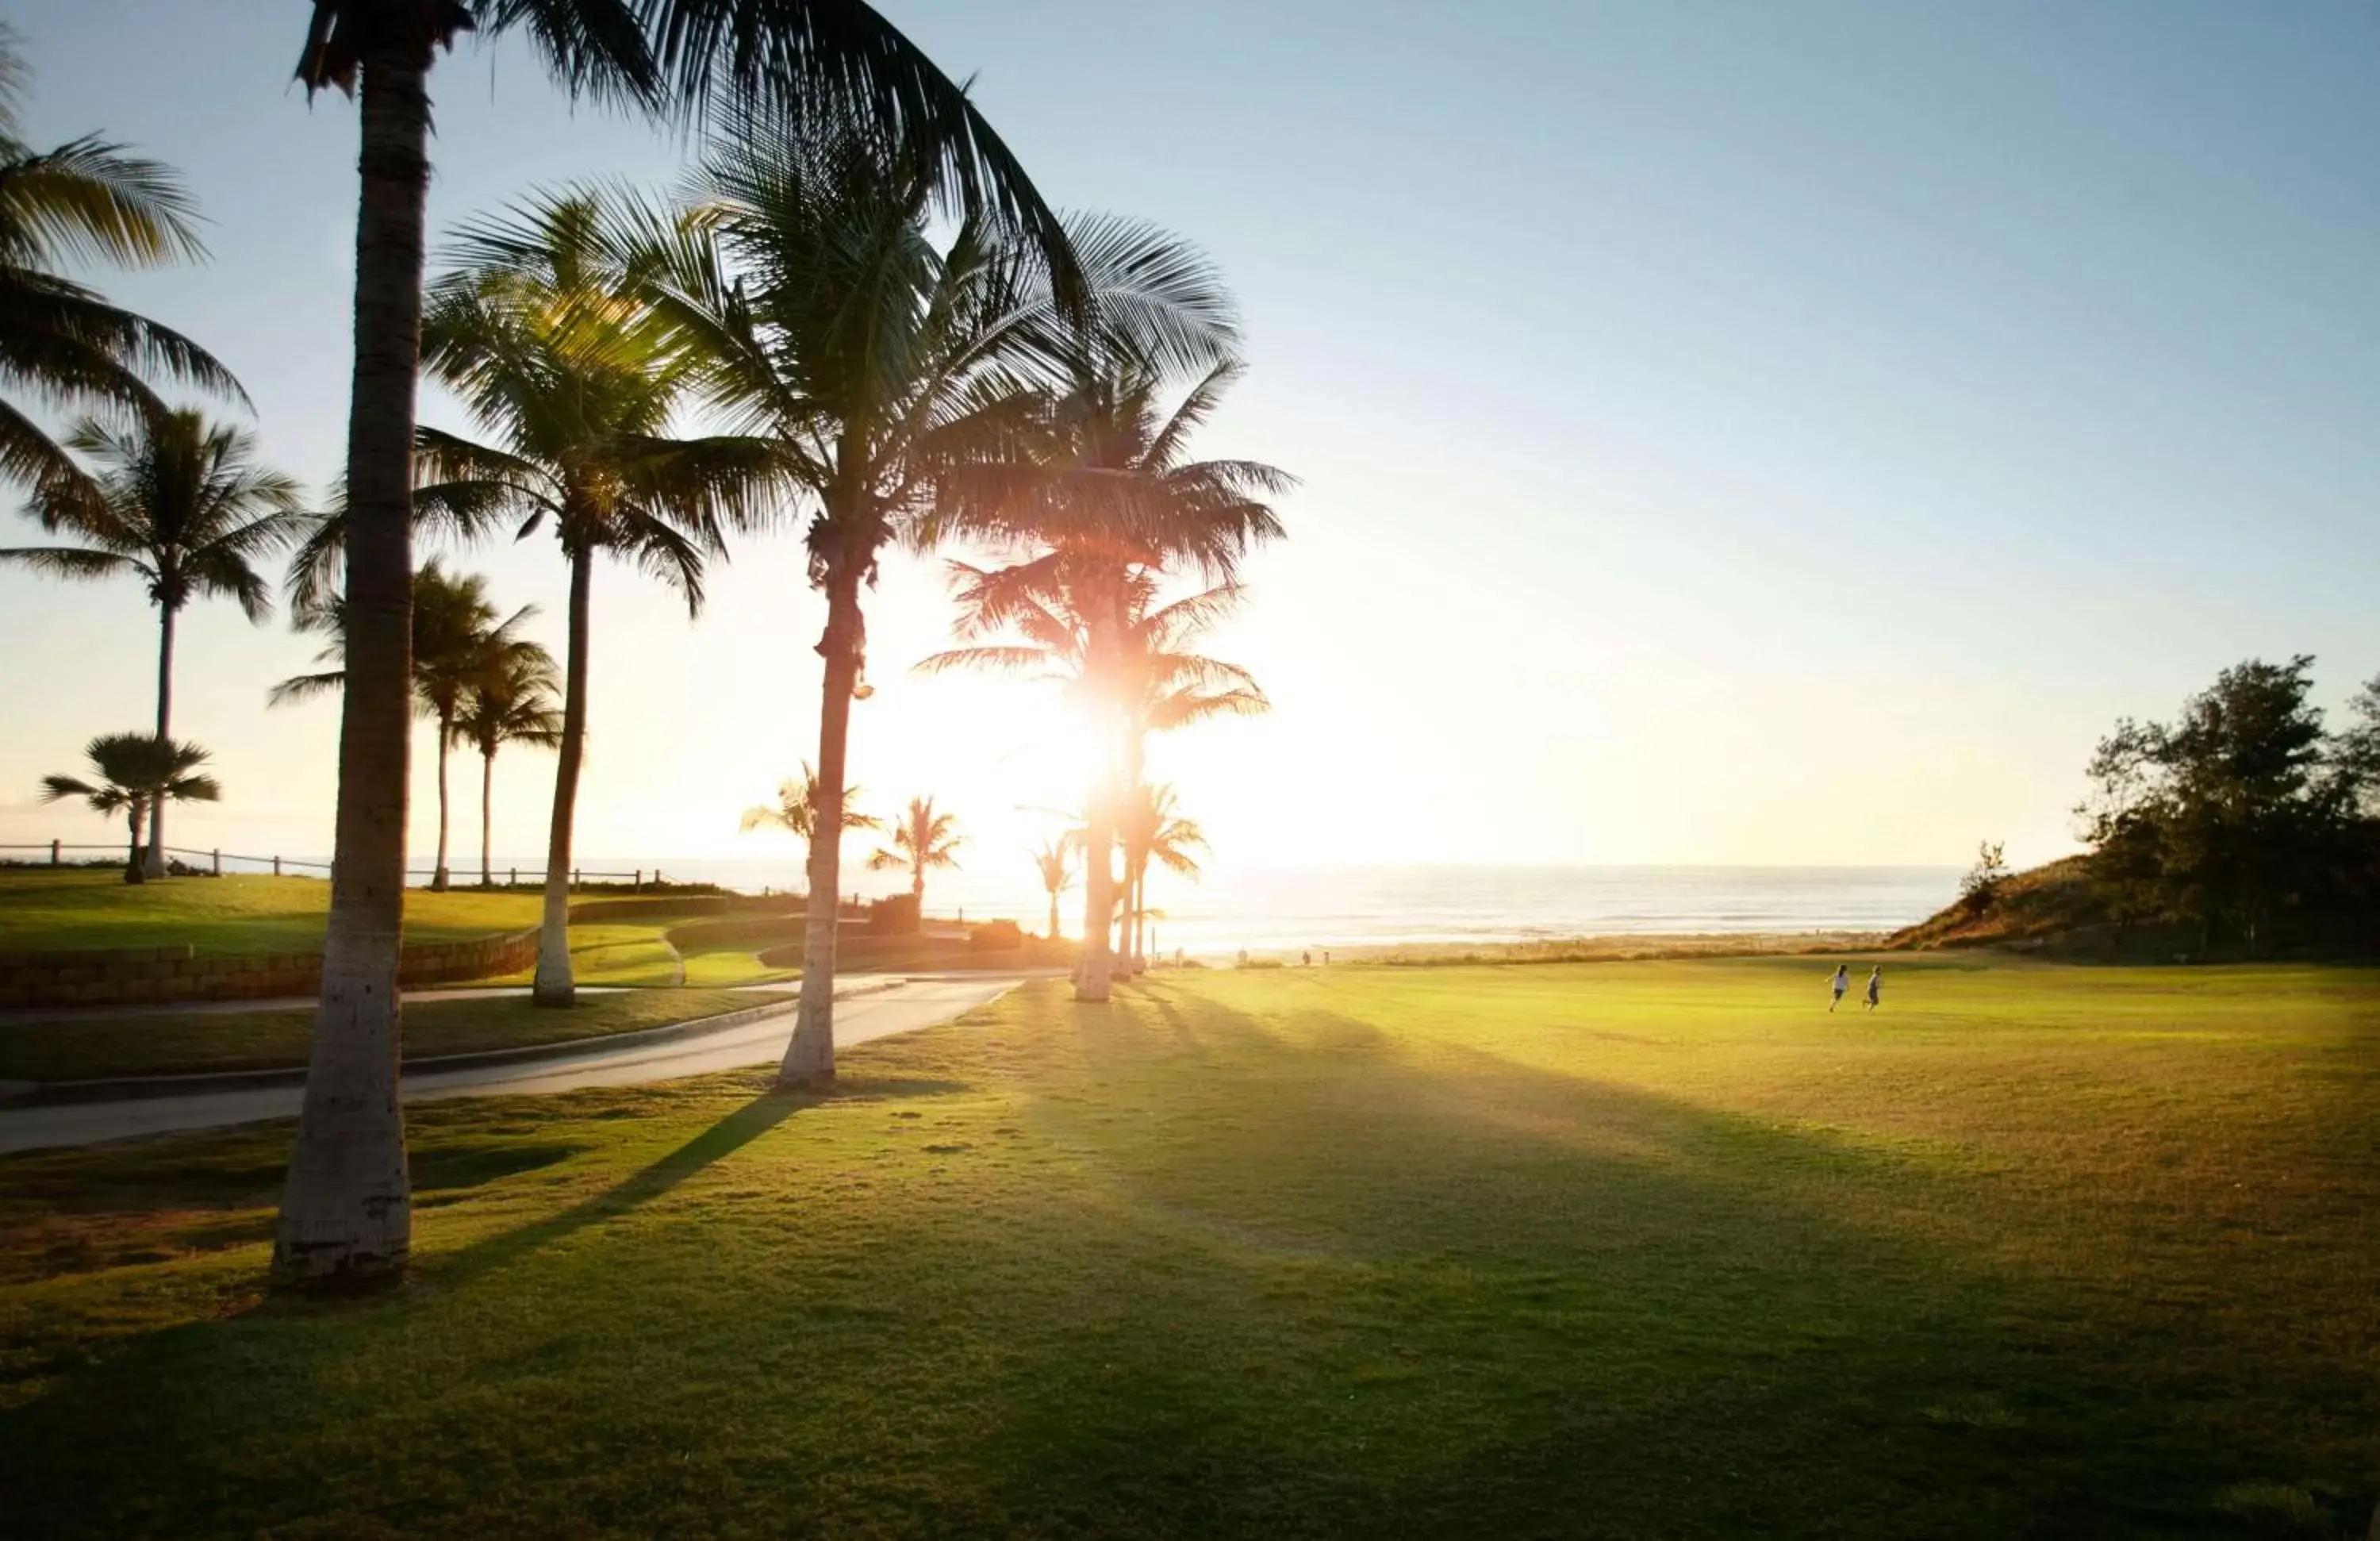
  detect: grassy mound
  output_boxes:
[2,958,2374,1535]
[0,987,782,1082]
[0,871,540,958]
[1889,855,2118,953]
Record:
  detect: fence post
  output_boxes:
[634,868,643,893]
[271,855,282,876]
[212,849,221,877]
[509,867,517,887]
[572,867,580,888]
[50,839,60,866]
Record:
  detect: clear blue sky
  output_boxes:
[4,1,2377,881]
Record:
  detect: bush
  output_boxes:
[969,920,1024,952]
[866,892,920,936]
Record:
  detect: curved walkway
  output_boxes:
[0,973,1038,1155]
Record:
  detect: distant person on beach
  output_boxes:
[1865,966,1883,1012]
[1302,949,1311,966]
[1829,965,1849,1012]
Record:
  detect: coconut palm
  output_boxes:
[630,103,1232,1086]
[1122,781,1206,972]
[271,561,543,890]
[867,796,962,915]
[40,732,220,883]
[416,187,784,1000]
[451,647,562,888]
[0,27,244,489]
[740,760,883,856]
[1031,836,1075,941]
[3,409,306,874]
[928,362,1287,999]
[279,0,1082,1285]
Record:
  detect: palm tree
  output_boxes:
[0,26,244,489]
[451,648,562,888]
[867,796,962,917]
[741,760,883,855]
[416,187,781,997]
[929,362,1287,999]
[1122,781,1207,973]
[279,0,1082,1285]
[3,409,307,874]
[1031,836,1075,941]
[631,104,1230,1085]
[40,733,221,883]
[271,561,543,890]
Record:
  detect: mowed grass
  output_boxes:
[0,871,539,955]
[1,956,2375,1537]
[0,988,780,1082]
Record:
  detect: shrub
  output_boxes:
[969,919,1024,952]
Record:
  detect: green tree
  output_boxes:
[417,187,781,999]
[2081,656,2349,955]
[40,732,220,883]
[279,0,1081,1285]
[272,561,545,891]
[0,26,242,488]
[3,409,306,874]
[631,103,1225,1083]
[451,648,563,889]
[868,795,962,914]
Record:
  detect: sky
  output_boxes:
[3,0,2378,906]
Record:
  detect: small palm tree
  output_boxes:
[0,26,243,488]
[1031,836,1076,942]
[272,561,543,890]
[741,761,884,860]
[451,649,562,888]
[40,733,221,884]
[1123,782,1207,971]
[868,796,962,915]
[3,409,307,874]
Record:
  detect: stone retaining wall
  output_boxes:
[0,926,541,1010]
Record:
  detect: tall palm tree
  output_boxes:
[867,795,962,916]
[1122,781,1207,972]
[271,561,543,890]
[451,646,563,888]
[0,26,244,489]
[417,187,780,996]
[1031,835,1075,942]
[2,409,307,874]
[631,103,1230,1085]
[40,732,221,883]
[741,760,882,854]
[279,0,1082,1285]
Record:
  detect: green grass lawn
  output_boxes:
[2,956,2374,1536]
[0,988,777,1082]
[0,870,539,956]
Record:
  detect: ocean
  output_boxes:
[364,857,1964,957]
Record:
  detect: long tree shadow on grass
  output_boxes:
[0,987,2370,1539]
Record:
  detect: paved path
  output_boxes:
[0,974,1030,1155]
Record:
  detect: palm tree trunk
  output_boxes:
[1048,888,1060,942]
[533,547,593,1006]
[124,799,145,886]
[146,602,175,878]
[430,708,452,890]
[1078,779,1117,1001]
[479,747,495,888]
[275,44,430,1285]
[783,564,864,1086]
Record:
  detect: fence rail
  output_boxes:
[0,844,670,890]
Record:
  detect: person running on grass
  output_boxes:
[1829,964,1850,1012]
[1865,966,1883,1012]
